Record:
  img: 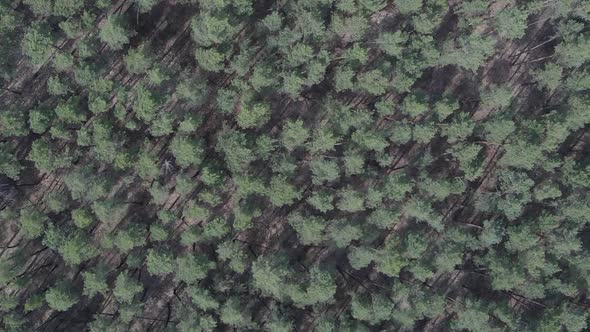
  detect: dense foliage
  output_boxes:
[1,0,590,331]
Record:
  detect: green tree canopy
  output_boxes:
[45,281,79,311]
[22,23,55,65]
[113,273,143,303]
[99,15,132,50]
[146,249,175,276]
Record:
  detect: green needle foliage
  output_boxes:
[21,23,55,66]
[82,265,109,297]
[236,102,271,129]
[3,1,590,331]
[146,249,175,276]
[19,208,48,239]
[0,145,22,180]
[113,273,143,303]
[176,254,214,283]
[45,281,79,311]
[99,15,132,50]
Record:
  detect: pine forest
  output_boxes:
[1,0,590,331]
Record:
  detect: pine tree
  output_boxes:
[99,16,132,50]
[45,281,79,311]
